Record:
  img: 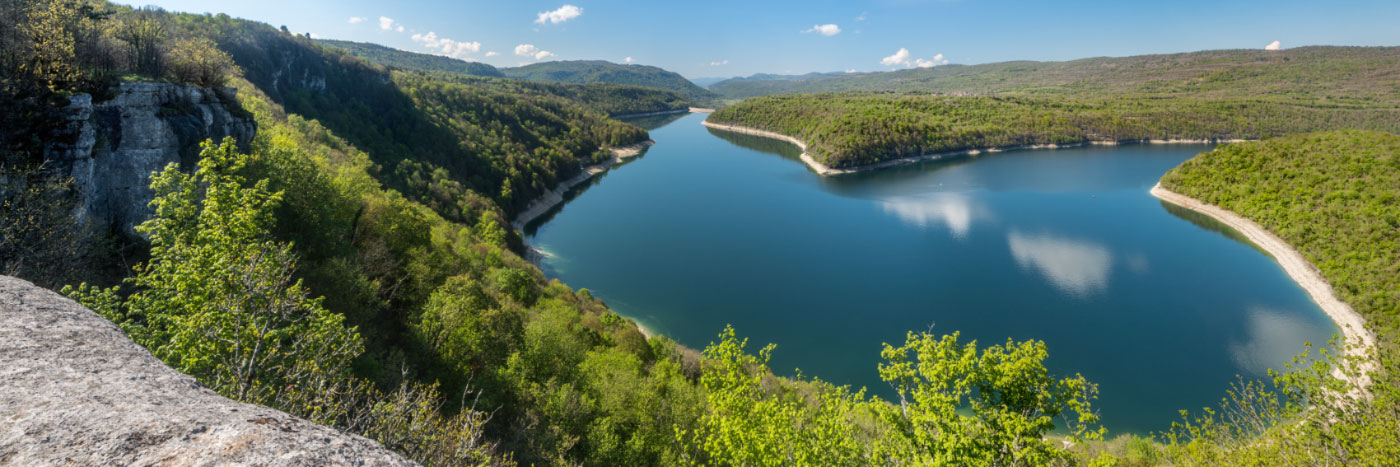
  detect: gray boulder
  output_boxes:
[0,276,416,466]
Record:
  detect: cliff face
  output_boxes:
[0,275,415,465]
[44,82,256,237]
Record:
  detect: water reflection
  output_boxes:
[615,111,690,131]
[880,193,980,238]
[1229,307,1321,376]
[1007,231,1114,296]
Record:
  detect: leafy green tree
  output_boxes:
[678,325,872,466]
[877,330,1103,466]
[67,138,362,423]
[166,36,237,87]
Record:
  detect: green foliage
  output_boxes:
[709,93,1400,169]
[679,325,874,466]
[1157,131,1400,465]
[877,330,1103,466]
[165,36,237,87]
[710,47,1400,101]
[500,59,718,106]
[67,138,364,421]
[318,38,505,77]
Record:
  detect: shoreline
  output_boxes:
[701,120,1247,176]
[610,106,716,120]
[510,140,654,232]
[1150,182,1374,388]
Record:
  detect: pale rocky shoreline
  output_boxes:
[510,140,654,232]
[1151,183,1375,389]
[701,120,1247,176]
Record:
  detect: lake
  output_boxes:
[524,112,1337,434]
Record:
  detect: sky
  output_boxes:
[121,0,1400,78]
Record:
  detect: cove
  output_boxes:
[524,112,1337,434]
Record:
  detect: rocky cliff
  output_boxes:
[43,82,256,237]
[0,275,415,465]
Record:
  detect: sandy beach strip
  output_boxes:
[1151,182,1375,388]
[702,120,1246,176]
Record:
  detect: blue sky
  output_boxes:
[123,0,1399,78]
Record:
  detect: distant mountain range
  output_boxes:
[318,40,717,105]
[707,46,1400,99]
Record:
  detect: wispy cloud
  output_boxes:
[881,48,948,68]
[378,16,395,31]
[1264,40,1282,50]
[624,56,635,64]
[536,5,583,24]
[709,59,729,66]
[856,12,867,21]
[485,51,499,57]
[348,17,365,24]
[802,24,841,36]
[411,32,482,59]
[515,44,556,60]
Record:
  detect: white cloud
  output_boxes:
[624,56,635,63]
[308,32,321,39]
[515,44,555,60]
[396,25,404,33]
[1265,40,1282,50]
[378,16,394,30]
[709,59,729,66]
[485,51,499,57]
[536,5,583,24]
[880,48,911,66]
[846,68,857,73]
[882,48,948,68]
[411,31,482,59]
[348,17,365,24]
[856,12,867,21]
[803,24,841,36]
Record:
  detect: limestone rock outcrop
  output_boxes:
[0,276,415,466]
[43,82,256,237]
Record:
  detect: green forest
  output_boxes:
[707,92,1400,169]
[500,60,719,106]
[708,46,1400,100]
[1,0,1397,466]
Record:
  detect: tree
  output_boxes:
[877,330,1103,466]
[166,36,237,87]
[115,9,165,77]
[67,138,363,423]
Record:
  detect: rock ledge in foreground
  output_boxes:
[0,276,415,466]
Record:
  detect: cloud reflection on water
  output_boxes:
[1007,231,1114,296]
[1229,306,1320,376]
[880,193,978,238]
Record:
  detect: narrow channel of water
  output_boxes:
[525,113,1336,434]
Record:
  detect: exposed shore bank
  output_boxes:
[702,120,1247,176]
[1150,183,1375,388]
[510,140,654,232]
[610,108,689,119]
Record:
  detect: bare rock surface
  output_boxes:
[0,276,415,466]
[44,82,257,238]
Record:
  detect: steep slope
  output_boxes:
[501,60,719,104]
[0,275,414,465]
[318,38,504,77]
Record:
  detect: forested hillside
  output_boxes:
[709,46,1400,100]
[1156,131,1399,464]
[4,1,1396,465]
[708,92,1400,169]
[501,60,719,106]
[318,38,505,77]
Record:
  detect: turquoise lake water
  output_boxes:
[524,112,1336,434]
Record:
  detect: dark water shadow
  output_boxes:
[706,128,805,161]
[1158,200,1273,257]
[617,112,689,131]
[522,153,649,236]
